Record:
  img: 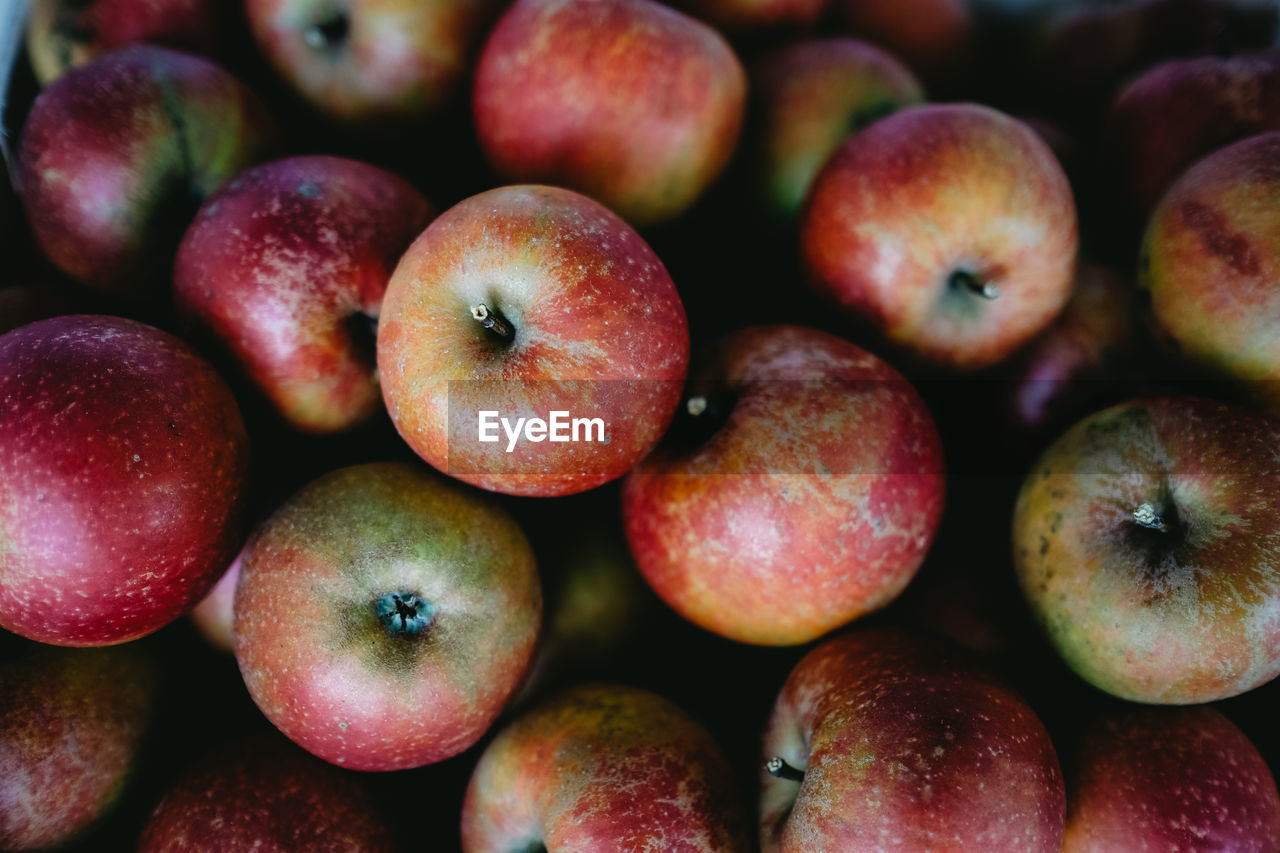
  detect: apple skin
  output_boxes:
[1012,396,1280,704]
[751,37,925,219]
[831,0,972,89]
[622,325,945,646]
[1062,705,1280,852]
[16,45,278,298]
[175,155,433,434]
[801,103,1078,371]
[26,0,225,85]
[1139,131,1280,417]
[1104,51,1280,225]
[473,0,746,226]
[761,628,1065,852]
[0,315,250,646]
[233,461,541,771]
[189,544,244,655]
[461,682,749,852]
[138,733,397,852]
[378,184,689,498]
[0,642,158,851]
[245,0,498,123]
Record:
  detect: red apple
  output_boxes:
[751,37,925,219]
[245,0,498,123]
[622,324,945,646]
[138,733,397,852]
[16,45,278,298]
[1139,131,1280,417]
[377,184,690,498]
[0,315,250,646]
[1013,396,1280,703]
[473,0,746,226]
[234,461,541,771]
[0,642,158,851]
[175,155,433,433]
[761,628,1065,851]
[1062,705,1280,852]
[461,682,749,852]
[801,103,1078,370]
[831,0,972,90]
[26,0,225,85]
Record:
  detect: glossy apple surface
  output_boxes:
[623,325,945,646]
[1013,396,1280,703]
[234,461,540,771]
[0,315,249,645]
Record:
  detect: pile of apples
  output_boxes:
[2,0,1280,850]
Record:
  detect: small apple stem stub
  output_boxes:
[766,756,805,782]
[375,592,434,637]
[687,396,708,416]
[949,270,999,300]
[1132,502,1168,532]
[471,303,515,343]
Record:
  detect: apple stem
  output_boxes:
[375,592,434,637]
[686,396,708,416]
[1132,502,1168,532]
[304,13,350,50]
[471,303,515,343]
[949,270,1000,300]
[765,757,805,783]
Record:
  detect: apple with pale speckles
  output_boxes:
[233,461,541,771]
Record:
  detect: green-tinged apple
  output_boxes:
[622,325,945,646]
[16,45,277,298]
[1062,705,1280,852]
[461,683,749,852]
[1104,51,1280,226]
[0,643,158,851]
[138,733,397,852]
[0,315,249,646]
[189,544,244,655]
[378,184,689,498]
[802,103,1078,370]
[245,0,498,123]
[751,37,924,219]
[1140,131,1280,416]
[175,155,433,433]
[677,0,825,30]
[233,462,540,771]
[1013,396,1280,704]
[831,0,972,90]
[26,0,225,85]
[473,0,746,226]
[761,628,1064,852]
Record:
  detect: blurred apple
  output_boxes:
[462,683,749,852]
[831,0,972,90]
[378,184,689,497]
[677,0,825,31]
[802,103,1078,370]
[175,155,433,433]
[761,628,1064,851]
[473,0,746,226]
[234,462,540,771]
[1013,396,1280,703]
[0,315,249,646]
[623,325,945,646]
[189,544,244,655]
[0,642,158,851]
[16,45,277,298]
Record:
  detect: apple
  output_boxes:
[26,0,225,85]
[377,184,690,498]
[1013,396,1280,704]
[1104,51,1280,226]
[245,0,498,123]
[1062,705,1280,851]
[189,544,244,655]
[751,37,925,219]
[472,0,746,226]
[1139,131,1280,416]
[801,103,1078,370]
[761,628,1065,851]
[461,682,749,851]
[622,324,945,646]
[831,0,972,90]
[138,732,397,852]
[677,0,825,31]
[174,155,433,434]
[233,461,541,771]
[0,642,158,851]
[16,45,278,298]
[0,315,250,646]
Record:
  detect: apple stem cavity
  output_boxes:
[765,756,805,783]
[949,269,1000,300]
[375,592,434,637]
[471,303,515,344]
[303,12,350,51]
[1132,502,1169,533]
